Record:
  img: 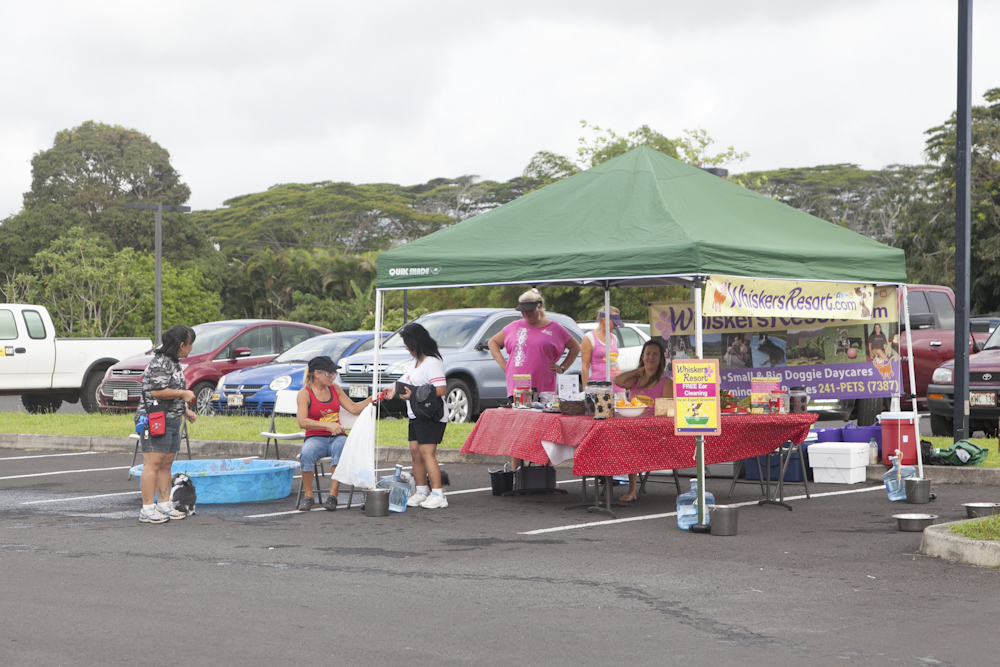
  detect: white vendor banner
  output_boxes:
[704,275,875,321]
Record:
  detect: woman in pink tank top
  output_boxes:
[612,339,673,502]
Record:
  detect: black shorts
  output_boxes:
[408,418,447,445]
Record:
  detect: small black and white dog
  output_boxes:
[169,473,197,516]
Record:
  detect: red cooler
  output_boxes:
[878,412,918,465]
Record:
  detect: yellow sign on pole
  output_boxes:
[673,359,721,436]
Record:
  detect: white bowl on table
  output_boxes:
[615,406,647,418]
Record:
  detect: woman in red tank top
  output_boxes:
[295,356,374,511]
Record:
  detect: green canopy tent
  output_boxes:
[364,146,917,515]
[376,146,906,290]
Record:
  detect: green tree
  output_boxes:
[523,121,747,187]
[923,87,1000,311]
[0,121,216,276]
[27,227,146,336]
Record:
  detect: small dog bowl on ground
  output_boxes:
[893,513,938,532]
[615,406,647,418]
[963,503,1000,519]
[129,459,300,504]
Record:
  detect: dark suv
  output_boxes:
[927,324,1000,437]
[99,319,330,415]
[336,308,583,423]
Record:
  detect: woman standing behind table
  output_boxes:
[136,325,198,524]
[488,288,581,469]
[296,356,377,511]
[581,306,623,391]
[612,339,673,502]
[384,323,450,509]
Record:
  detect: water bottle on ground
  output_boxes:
[378,464,410,512]
[883,454,917,501]
[676,478,715,530]
[869,439,878,465]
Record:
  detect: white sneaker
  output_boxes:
[420,494,448,509]
[158,504,187,520]
[139,507,169,524]
[406,492,429,507]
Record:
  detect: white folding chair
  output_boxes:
[261,389,305,460]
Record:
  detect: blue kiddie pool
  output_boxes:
[129,459,301,504]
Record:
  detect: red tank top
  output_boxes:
[305,385,340,438]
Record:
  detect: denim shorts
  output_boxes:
[140,416,182,454]
[300,434,348,472]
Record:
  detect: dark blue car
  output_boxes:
[210,331,389,415]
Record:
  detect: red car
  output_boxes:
[98,319,331,415]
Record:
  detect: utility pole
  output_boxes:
[125,202,191,345]
[953,0,973,441]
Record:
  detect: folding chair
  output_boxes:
[261,390,305,459]
[127,420,192,478]
[293,407,361,508]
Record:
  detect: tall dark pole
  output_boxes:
[125,202,191,346]
[953,0,973,441]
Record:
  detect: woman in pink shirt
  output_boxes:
[612,339,673,502]
[488,288,581,467]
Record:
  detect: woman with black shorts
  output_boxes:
[385,323,449,509]
[135,325,198,524]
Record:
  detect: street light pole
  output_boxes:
[124,202,192,345]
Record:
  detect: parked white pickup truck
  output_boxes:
[0,304,153,413]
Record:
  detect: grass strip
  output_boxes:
[0,412,475,449]
[950,514,1000,541]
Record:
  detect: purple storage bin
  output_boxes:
[810,427,843,443]
[841,422,883,458]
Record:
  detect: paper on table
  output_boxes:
[556,373,579,400]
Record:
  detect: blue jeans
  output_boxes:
[300,434,348,472]
[140,416,182,453]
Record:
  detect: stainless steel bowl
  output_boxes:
[893,513,938,532]
[962,503,1000,519]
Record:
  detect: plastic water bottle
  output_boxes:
[378,465,410,512]
[676,478,715,530]
[869,439,878,466]
[883,455,917,501]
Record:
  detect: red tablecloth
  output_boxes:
[461,409,818,476]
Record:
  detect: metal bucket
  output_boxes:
[904,477,931,504]
[364,488,390,517]
[709,505,739,536]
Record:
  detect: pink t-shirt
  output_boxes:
[502,320,572,395]
[628,375,669,415]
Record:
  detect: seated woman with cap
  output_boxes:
[296,355,378,511]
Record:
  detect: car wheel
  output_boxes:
[855,397,884,426]
[21,394,62,414]
[192,382,217,416]
[80,371,104,413]
[446,378,473,424]
[930,412,953,437]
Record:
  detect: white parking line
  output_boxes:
[0,452,100,461]
[518,484,885,535]
[0,466,131,481]
[23,491,141,505]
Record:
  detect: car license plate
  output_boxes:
[228,394,244,407]
[970,391,996,407]
[113,389,128,402]
[349,385,369,399]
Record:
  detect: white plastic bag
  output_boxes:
[332,404,376,489]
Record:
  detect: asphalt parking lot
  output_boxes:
[2,444,997,667]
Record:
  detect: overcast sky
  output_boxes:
[2,1,998,219]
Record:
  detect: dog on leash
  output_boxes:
[169,473,197,516]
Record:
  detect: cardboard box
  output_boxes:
[812,465,866,484]
[807,442,868,470]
